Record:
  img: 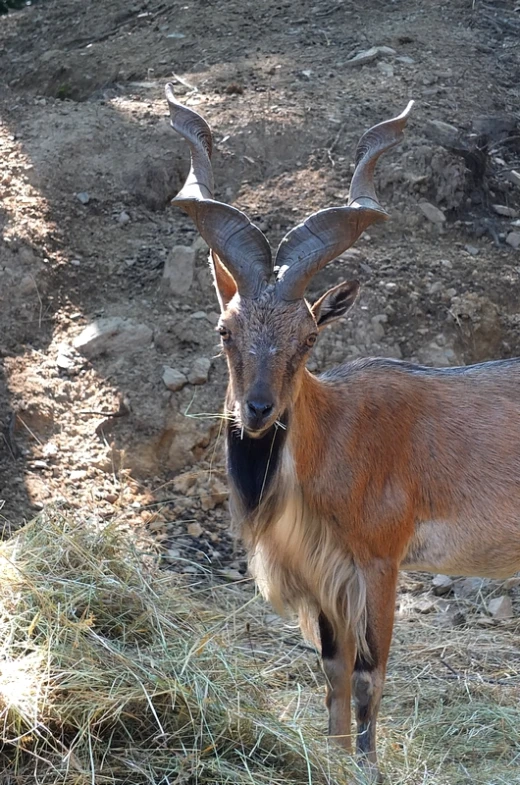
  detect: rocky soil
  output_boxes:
[1,0,520,616]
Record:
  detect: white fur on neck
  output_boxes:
[248,446,367,654]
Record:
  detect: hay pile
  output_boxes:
[1,509,519,785]
[0,510,350,784]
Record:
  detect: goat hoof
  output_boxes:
[358,759,384,784]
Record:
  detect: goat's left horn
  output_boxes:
[275,101,414,301]
[166,84,272,298]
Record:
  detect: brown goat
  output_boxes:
[166,84,520,781]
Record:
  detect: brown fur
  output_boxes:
[213,260,520,778]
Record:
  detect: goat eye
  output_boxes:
[218,326,231,341]
[306,333,318,347]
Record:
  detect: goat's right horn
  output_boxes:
[166,84,272,298]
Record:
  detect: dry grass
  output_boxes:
[0,509,518,784]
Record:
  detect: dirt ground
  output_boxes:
[0,0,519,777]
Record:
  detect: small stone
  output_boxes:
[188,357,212,385]
[56,342,76,370]
[377,61,394,77]
[69,470,87,481]
[464,245,479,256]
[454,577,485,600]
[200,478,228,511]
[192,235,209,255]
[162,367,188,392]
[505,170,520,188]
[396,55,415,64]
[173,472,197,494]
[432,574,454,596]
[428,281,443,295]
[425,119,461,147]
[505,232,520,250]
[70,259,81,266]
[187,521,203,538]
[414,597,436,614]
[419,202,446,224]
[218,568,244,582]
[76,192,90,205]
[118,211,131,224]
[504,576,520,590]
[42,442,58,458]
[162,245,195,296]
[487,595,513,620]
[346,46,380,66]
[492,204,518,218]
[73,317,153,358]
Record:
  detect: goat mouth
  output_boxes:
[243,410,288,438]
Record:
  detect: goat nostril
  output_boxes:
[247,400,273,418]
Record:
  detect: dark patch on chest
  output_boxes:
[226,414,288,512]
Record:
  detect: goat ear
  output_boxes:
[210,250,237,311]
[311,280,360,329]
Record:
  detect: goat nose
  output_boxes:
[247,399,274,418]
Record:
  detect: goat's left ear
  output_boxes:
[311,280,360,329]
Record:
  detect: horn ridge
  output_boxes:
[275,101,413,301]
[166,84,272,298]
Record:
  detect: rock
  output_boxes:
[69,470,87,481]
[449,293,502,362]
[188,357,212,385]
[161,245,195,296]
[487,595,513,620]
[76,192,90,205]
[425,119,461,147]
[73,317,153,358]
[428,280,443,295]
[417,340,458,367]
[505,170,520,188]
[492,204,518,218]
[173,472,197,494]
[454,577,485,600]
[162,366,188,391]
[17,275,37,295]
[414,597,436,614]
[473,113,517,144]
[200,477,228,511]
[506,232,520,250]
[187,521,203,538]
[377,61,394,77]
[432,574,454,596]
[396,55,415,64]
[464,245,479,256]
[56,342,77,370]
[346,46,396,67]
[218,567,244,582]
[192,235,210,256]
[419,202,446,224]
[42,442,58,458]
[118,211,131,224]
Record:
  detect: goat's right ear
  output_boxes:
[210,251,238,311]
[311,280,360,329]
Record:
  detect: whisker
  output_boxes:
[275,420,287,431]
